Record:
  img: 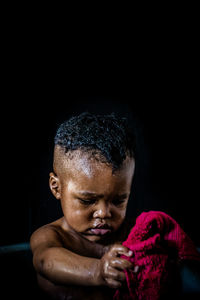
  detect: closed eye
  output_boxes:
[77,198,96,205]
[112,198,127,206]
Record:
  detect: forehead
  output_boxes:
[54,148,135,193]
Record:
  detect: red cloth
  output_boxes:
[113,210,200,300]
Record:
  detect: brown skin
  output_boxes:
[30,147,137,299]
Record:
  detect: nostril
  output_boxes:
[93,207,111,219]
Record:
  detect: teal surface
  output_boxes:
[0,242,30,254]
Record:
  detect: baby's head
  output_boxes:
[49,112,136,242]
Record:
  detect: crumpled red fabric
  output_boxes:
[113,210,200,300]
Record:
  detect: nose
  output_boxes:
[93,201,111,219]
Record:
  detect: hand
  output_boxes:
[97,244,138,288]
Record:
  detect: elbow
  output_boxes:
[33,248,54,277]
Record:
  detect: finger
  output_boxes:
[106,266,126,281]
[110,257,134,270]
[105,278,122,289]
[110,245,133,257]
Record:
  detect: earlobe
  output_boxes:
[49,172,61,199]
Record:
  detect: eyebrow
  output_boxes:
[76,191,104,198]
[76,191,129,199]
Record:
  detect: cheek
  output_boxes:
[63,201,92,229]
[111,206,127,227]
[114,201,128,215]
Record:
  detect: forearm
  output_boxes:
[34,246,102,286]
[37,274,113,300]
[64,231,107,258]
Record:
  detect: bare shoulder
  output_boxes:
[30,219,64,253]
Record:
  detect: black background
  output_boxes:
[1,96,200,247]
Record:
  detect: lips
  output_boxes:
[90,228,111,235]
[86,224,112,236]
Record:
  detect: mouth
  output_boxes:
[85,224,112,236]
[89,228,111,235]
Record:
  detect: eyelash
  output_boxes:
[112,199,126,205]
[78,198,126,206]
[78,198,95,205]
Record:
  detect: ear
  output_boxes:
[49,172,61,199]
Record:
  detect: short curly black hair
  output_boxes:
[54,112,136,170]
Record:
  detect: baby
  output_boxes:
[30,112,138,299]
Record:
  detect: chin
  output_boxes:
[84,233,113,243]
[85,235,102,242]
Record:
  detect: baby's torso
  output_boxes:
[37,217,136,299]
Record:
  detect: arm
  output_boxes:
[57,228,109,259]
[30,226,135,288]
[30,226,103,286]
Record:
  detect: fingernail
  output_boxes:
[128,250,133,256]
[133,265,139,273]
